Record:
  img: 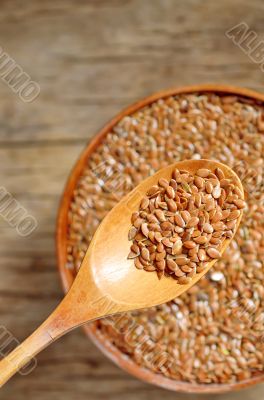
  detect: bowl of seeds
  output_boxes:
[57,84,264,393]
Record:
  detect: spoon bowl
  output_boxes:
[0,159,244,387]
[79,159,244,312]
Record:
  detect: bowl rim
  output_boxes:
[56,84,264,393]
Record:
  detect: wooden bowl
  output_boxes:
[56,84,264,393]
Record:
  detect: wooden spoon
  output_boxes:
[0,159,244,386]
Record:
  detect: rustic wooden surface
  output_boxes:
[0,0,264,399]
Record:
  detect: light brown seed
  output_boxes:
[148,231,156,242]
[141,223,149,237]
[147,185,160,197]
[184,240,197,249]
[141,247,150,261]
[155,209,166,222]
[196,168,211,178]
[156,259,166,270]
[131,244,140,255]
[174,269,185,277]
[133,217,144,228]
[203,223,213,234]
[131,212,139,224]
[227,209,241,220]
[198,249,207,261]
[194,193,202,207]
[211,210,222,223]
[206,181,213,194]
[167,198,177,212]
[162,238,173,248]
[215,167,225,180]
[212,221,226,231]
[175,256,189,266]
[158,178,169,188]
[181,265,193,273]
[187,217,199,228]
[128,226,137,240]
[172,239,183,255]
[154,232,163,242]
[212,186,221,199]
[166,185,175,199]
[128,250,139,259]
[226,219,237,229]
[207,247,221,259]
[178,276,191,284]
[144,265,156,272]
[194,235,208,244]
[174,214,185,228]
[135,258,144,269]
[140,196,149,210]
[194,176,205,189]
[157,242,164,252]
[160,221,174,231]
[166,259,178,272]
[156,251,166,261]
[181,210,191,223]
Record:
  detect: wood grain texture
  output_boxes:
[0,0,264,398]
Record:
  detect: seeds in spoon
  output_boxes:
[128,167,244,282]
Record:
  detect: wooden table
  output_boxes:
[0,0,263,398]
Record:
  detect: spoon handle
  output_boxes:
[0,279,111,386]
[0,319,54,386]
